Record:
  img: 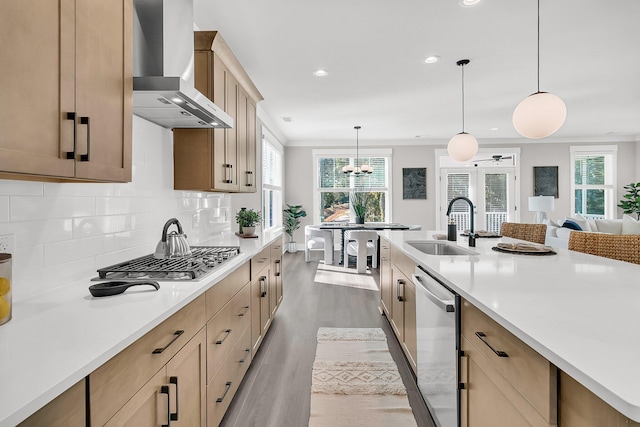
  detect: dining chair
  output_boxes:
[499,222,547,245]
[568,231,640,265]
[344,230,379,274]
[305,225,334,264]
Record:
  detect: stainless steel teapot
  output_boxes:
[154,218,192,259]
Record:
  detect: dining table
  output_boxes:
[318,222,418,265]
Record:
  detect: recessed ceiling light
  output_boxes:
[490,127,499,131]
[282,117,293,123]
[424,55,440,64]
[415,135,427,138]
[460,0,481,6]
[313,69,328,77]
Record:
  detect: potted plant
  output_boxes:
[236,208,261,236]
[618,182,640,220]
[350,192,370,224]
[283,204,307,252]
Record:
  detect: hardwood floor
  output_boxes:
[220,251,434,427]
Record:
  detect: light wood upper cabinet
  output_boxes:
[174,31,262,193]
[0,0,132,182]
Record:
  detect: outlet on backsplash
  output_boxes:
[0,234,14,254]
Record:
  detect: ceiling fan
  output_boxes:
[474,154,513,163]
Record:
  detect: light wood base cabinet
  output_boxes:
[18,379,85,427]
[559,371,640,427]
[0,0,132,182]
[379,237,392,316]
[461,300,557,426]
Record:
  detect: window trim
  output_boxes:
[570,145,617,219]
[312,148,393,224]
[262,130,284,230]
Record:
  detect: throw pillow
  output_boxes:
[556,227,573,239]
[595,219,623,234]
[571,214,591,232]
[562,219,583,231]
[622,214,640,235]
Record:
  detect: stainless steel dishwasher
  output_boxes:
[413,265,460,427]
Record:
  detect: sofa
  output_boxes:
[544,214,640,249]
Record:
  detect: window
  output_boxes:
[262,133,283,230]
[570,145,617,219]
[313,149,392,223]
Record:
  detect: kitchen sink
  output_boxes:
[405,241,478,256]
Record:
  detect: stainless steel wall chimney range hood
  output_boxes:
[132,0,233,129]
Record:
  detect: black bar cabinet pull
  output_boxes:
[79,116,90,161]
[275,260,281,277]
[238,306,250,317]
[396,279,404,302]
[216,382,232,403]
[260,276,267,297]
[65,112,76,159]
[169,376,179,421]
[160,385,171,427]
[475,331,509,357]
[239,348,251,363]
[152,330,184,354]
[215,329,232,345]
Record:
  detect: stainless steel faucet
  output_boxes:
[446,197,476,247]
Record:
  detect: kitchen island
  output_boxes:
[379,229,640,424]
[0,229,284,427]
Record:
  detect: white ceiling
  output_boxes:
[193,0,640,146]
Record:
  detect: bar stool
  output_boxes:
[305,225,334,264]
[344,230,378,274]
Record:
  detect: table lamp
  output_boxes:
[528,196,555,223]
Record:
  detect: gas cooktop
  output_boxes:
[94,246,240,281]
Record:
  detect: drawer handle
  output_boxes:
[169,376,179,421]
[152,330,184,354]
[275,259,281,276]
[396,279,404,302]
[260,276,267,297]
[239,348,251,363]
[215,329,232,345]
[79,116,90,161]
[161,385,170,427]
[216,381,232,403]
[238,306,250,317]
[475,332,509,357]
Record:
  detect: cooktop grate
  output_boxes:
[96,246,240,280]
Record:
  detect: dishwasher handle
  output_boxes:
[412,274,455,313]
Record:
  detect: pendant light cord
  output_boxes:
[461,63,465,133]
[537,0,540,93]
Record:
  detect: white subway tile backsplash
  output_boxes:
[10,196,95,221]
[0,219,72,247]
[44,182,115,197]
[44,235,114,267]
[0,180,44,196]
[0,196,9,222]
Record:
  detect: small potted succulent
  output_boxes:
[236,208,261,236]
[283,204,307,252]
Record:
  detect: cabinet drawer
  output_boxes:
[461,300,557,424]
[391,245,416,279]
[270,236,284,259]
[251,246,271,279]
[205,261,250,320]
[206,325,252,427]
[206,282,251,381]
[90,295,206,427]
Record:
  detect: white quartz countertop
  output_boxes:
[379,230,640,422]
[0,229,283,427]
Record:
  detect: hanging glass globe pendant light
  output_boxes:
[342,126,373,175]
[512,0,566,139]
[448,59,478,162]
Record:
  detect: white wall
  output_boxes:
[1,116,232,301]
[284,140,637,237]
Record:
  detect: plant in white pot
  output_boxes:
[236,208,261,236]
[618,182,640,220]
[350,191,371,224]
[283,204,307,252]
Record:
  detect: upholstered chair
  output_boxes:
[344,230,379,274]
[305,225,334,264]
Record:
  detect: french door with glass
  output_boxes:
[440,168,516,233]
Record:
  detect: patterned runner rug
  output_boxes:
[314,264,378,291]
[309,327,418,427]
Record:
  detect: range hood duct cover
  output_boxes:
[132,0,233,129]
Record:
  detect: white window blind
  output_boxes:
[447,173,470,212]
[570,146,617,219]
[262,136,283,229]
[263,140,282,188]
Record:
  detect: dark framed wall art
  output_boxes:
[402,167,427,199]
[533,166,559,198]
